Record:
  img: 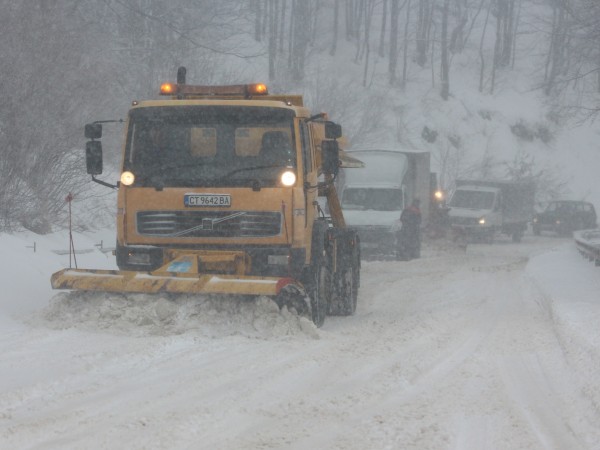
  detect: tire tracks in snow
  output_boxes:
[264,254,508,449]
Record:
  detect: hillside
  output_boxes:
[1,1,599,230]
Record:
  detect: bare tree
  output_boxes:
[441,0,451,99]
[362,1,377,86]
[279,0,287,53]
[379,0,389,56]
[490,0,518,93]
[416,0,434,67]
[0,2,99,231]
[547,0,600,99]
[389,0,402,84]
[479,0,492,92]
[290,0,311,81]
[331,0,340,55]
[254,0,263,41]
[511,0,523,69]
[0,0,253,232]
[402,0,413,87]
[354,0,366,62]
[543,0,569,95]
[449,0,469,54]
[267,0,280,80]
[345,0,361,40]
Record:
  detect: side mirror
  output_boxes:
[85,123,102,139]
[321,140,340,175]
[324,121,342,140]
[86,141,103,175]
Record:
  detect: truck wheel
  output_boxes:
[533,225,541,236]
[329,268,357,316]
[308,261,330,327]
[344,266,358,315]
[351,238,361,309]
[346,246,361,315]
[512,231,522,243]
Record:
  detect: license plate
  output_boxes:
[184,194,231,207]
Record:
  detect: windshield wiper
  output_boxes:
[222,164,292,178]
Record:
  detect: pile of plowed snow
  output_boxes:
[34,292,319,339]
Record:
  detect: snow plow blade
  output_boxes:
[50,250,303,297]
[50,268,295,296]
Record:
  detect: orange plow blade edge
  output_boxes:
[51,268,298,297]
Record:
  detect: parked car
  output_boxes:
[532,200,597,235]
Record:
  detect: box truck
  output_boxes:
[447,179,535,243]
[337,149,431,255]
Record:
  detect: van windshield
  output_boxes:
[124,106,296,187]
[342,188,404,211]
[449,190,495,209]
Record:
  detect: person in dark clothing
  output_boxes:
[396,198,422,260]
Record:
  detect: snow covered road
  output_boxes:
[1,233,599,449]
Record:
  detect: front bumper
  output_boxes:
[116,244,305,278]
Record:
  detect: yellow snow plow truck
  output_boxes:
[51,67,361,327]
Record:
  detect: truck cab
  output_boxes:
[113,96,314,276]
[447,185,502,242]
[448,179,535,243]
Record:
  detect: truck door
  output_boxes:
[299,121,315,228]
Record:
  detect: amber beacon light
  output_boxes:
[248,83,268,95]
[160,83,177,95]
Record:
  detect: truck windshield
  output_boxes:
[449,190,495,209]
[342,188,404,211]
[124,106,296,187]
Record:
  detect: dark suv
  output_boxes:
[533,200,597,235]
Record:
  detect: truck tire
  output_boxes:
[345,240,361,315]
[329,267,356,316]
[305,219,331,327]
[327,231,360,316]
[343,262,359,315]
[308,259,330,327]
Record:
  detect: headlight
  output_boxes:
[280,170,296,187]
[533,217,538,223]
[478,217,486,225]
[120,171,135,186]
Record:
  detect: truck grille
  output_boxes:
[137,210,282,238]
